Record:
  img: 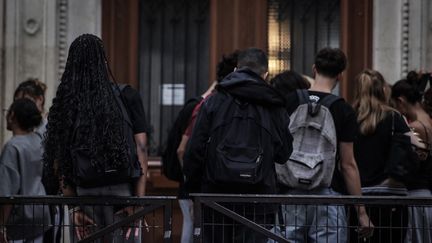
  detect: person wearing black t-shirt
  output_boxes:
[352,69,417,243]
[277,48,373,243]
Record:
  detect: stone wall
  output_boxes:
[0,0,101,146]
[373,0,432,84]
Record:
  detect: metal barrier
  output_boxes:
[0,196,176,243]
[2,195,432,243]
[191,194,432,243]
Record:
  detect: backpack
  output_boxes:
[162,97,203,182]
[276,90,341,190]
[71,84,141,188]
[204,91,275,185]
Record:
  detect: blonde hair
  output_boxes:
[353,69,395,135]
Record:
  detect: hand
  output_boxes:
[357,209,374,239]
[115,206,148,240]
[71,210,96,240]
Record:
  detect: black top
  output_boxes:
[354,112,410,187]
[121,86,149,134]
[284,90,358,193]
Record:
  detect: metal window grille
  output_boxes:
[139,0,210,156]
[268,0,341,77]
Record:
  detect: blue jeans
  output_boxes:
[72,183,141,243]
[405,189,432,243]
[179,199,194,243]
[269,188,347,243]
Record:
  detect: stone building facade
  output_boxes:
[0,0,432,146]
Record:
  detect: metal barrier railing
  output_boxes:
[1,194,432,243]
[0,196,176,243]
[191,194,432,243]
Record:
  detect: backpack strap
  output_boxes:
[319,94,342,109]
[117,83,129,91]
[112,83,133,126]
[297,89,322,116]
[296,89,310,105]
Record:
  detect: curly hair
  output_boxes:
[43,34,128,187]
[216,50,239,82]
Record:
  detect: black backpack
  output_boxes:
[205,91,275,185]
[162,97,203,182]
[70,84,141,188]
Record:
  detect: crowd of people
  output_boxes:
[0,33,431,243]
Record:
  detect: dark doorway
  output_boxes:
[139,0,210,156]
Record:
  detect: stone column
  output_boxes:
[373,0,432,84]
[373,0,403,84]
[407,0,432,72]
[0,0,5,145]
[425,1,432,70]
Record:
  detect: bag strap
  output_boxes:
[296,89,310,105]
[112,83,133,125]
[391,111,396,136]
[417,120,432,150]
[319,94,342,108]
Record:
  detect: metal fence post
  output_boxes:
[163,200,173,243]
[193,196,203,243]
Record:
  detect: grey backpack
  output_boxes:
[276,90,341,190]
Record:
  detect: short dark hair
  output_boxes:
[216,50,240,82]
[314,48,347,78]
[237,48,268,76]
[8,98,42,131]
[271,70,310,94]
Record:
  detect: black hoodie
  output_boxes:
[183,68,293,194]
[217,68,286,106]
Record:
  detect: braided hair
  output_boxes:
[43,34,128,186]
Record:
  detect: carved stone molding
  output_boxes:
[401,0,409,77]
[57,0,68,80]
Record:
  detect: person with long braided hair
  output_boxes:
[43,34,149,242]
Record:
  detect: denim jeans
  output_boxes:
[405,189,432,243]
[269,188,347,243]
[71,183,141,243]
[179,199,194,243]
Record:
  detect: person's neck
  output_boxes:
[12,127,30,136]
[309,75,335,93]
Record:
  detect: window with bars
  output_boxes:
[268,0,341,77]
[139,0,210,156]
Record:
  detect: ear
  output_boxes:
[6,110,14,122]
[35,96,45,112]
[312,65,317,78]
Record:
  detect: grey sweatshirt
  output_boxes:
[0,132,50,240]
